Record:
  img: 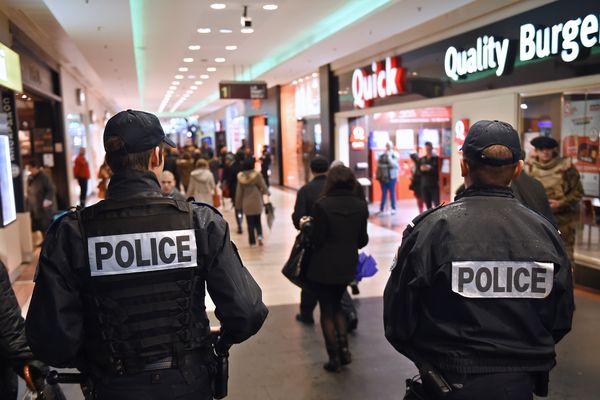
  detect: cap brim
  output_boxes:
[163,136,176,148]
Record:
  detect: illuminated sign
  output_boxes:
[444,13,600,81]
[352,57,405,108]
[0,42,22,92]
[350,126,367,143]
[454,119,469,147]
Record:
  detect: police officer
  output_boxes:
[26,110,268,400]
[384,120,574,400]
[527,136,583,264]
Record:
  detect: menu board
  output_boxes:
[0,135,16,226]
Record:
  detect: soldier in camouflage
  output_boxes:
[527,136,584,264]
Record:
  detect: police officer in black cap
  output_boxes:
[26,110,268,399]
[384,120,574,400]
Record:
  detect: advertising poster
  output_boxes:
[562,99,600,197]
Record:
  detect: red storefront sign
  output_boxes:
[352,56,405,108]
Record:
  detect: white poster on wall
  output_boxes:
[395,129,414,149]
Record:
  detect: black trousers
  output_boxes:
[422,372,535,400]
[421,185,439,210]
[78,178,88,207]
[245,214,263,245]
[94,366,212,400]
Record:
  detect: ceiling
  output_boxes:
[8,0,476,117]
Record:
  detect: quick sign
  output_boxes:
[88,229,197,276]
[352,57,405,108]
[444,13,600,81]
[451,261,553,298]
[454,119,469,147]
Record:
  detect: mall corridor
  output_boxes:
[11,188,600,400]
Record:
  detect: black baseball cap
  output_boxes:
[530,136,558,149]
[461,120,521,166]
[104,109,176,153]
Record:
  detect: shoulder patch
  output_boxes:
[191,201,223,217]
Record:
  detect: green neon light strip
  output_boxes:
[157,0,393,117]
[130,0,145,109]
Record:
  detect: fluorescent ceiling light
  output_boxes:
[263,4,278,10]
[225,45,237,51]
[188,45,201,50]
[195,81,204,85]
[200,74,210,79]
[175,75,184,80]
[210,3,226,10]
[197,28,211,34]
[207,67,217,72]
[169,86,177,90]
[183,58,194,63]
[190,86,198,90]
[187,75,196,79]
[178,67,189,72]
[219,28,233,33]
[171,81,180,85]
[241,27,254,34]
[215,58,226,63]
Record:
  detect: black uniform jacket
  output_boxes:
[291,175,326,230]
[383,185,574,374]
[26,170,268,368]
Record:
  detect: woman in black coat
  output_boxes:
[304,165,369,372]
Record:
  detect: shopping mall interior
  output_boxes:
[0,0,599,399]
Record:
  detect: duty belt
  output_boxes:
[120,350,213,374]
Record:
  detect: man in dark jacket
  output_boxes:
[26,110,268,400]
[384,120,574,400]
[292,156,328,324]
[26,161,57,235]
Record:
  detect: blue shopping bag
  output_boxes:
[355,252,378,282]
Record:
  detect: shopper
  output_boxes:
[260,145,272,187]
[418,141,440,209]
[26,161,57,236]
[376,142,399,214]
[176,152,194,192]
[409,152,425,213]
[291,155,329,324]
[527,136,583,264]
[73,147,90,207]
[304,165,369,372]
[223,152,244,234]
[159,170,186,201]
[96,160,112,200]
[235,157,270,247]
[163,147,181,189]
[384,120,574,399]
[187,159,216,205]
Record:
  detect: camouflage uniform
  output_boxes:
[527,157,584,263]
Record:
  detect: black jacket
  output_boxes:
[0,262,33,399]
[384,185,574,374]
[291,175,326,229]
[26,170,268,369]
[306,190,369,285]
[512,171,557,227]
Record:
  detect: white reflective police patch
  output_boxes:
[88,229,197,276]
[451,261,553,298]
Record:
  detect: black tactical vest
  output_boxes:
[77,197,210,375]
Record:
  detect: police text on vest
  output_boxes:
[88,229,197,276]
[451,261,553,298]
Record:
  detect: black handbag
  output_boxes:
[282,219,313,287]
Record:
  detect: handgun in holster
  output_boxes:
[418,362,453,399]
[210,327,231,399]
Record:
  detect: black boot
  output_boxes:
[323,346,341,373]
[338,333,352,365]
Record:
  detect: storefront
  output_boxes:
[329,0,600,288]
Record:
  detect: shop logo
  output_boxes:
[454,119,469,147]
[352,57,405,108]
[444,36,510,81]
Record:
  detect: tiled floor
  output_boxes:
[14,187,600,399]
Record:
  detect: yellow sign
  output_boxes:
[0,42,22,92]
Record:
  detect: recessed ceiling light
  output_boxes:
[169,86,177,90]
[190,86,198,90]
[312,72,318,78]
[178,67,189,72]
[225,45,237,51]
[298,78,304,82]
[188,45,201,51]
[194,81,204,85]
[210,3,226,10]
[171,81,180,85]
[292,80,298,85]
[214,57,226,63]
[241,27,254,34]
[263,4,278,10]
[186,90,193,94]
[200,74,210,79]
[183,57,194,63]
[197,28,211,33]
[219,28,233,33]
[207,67,217,72]
[175,74,184,79]
[187,75,196,79]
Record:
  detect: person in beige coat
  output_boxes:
[187,159,215,205]
[235,157,270,246]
